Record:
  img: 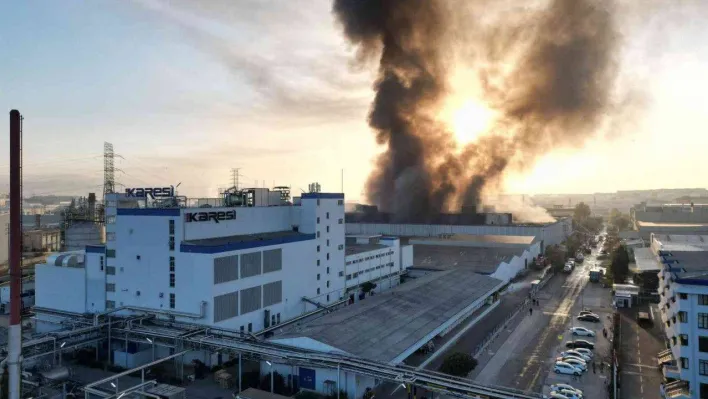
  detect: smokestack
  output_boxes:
[88,192,96,219]
[333,0,623,222]
[8,109,22,399]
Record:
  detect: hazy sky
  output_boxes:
[2,0,707,201]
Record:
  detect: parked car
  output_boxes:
[555,390,582,399]
[560,358,587,371]
[550,383,584,396]
[554,361,582,376]
[548,393,570,399]
[577,313,601,322]
[556,355,587,366]
[570,327,596,337]
[561,350,591,362]
[565,340,595,349]
[572,348,594,358]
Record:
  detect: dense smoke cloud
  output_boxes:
[333,0,625,222]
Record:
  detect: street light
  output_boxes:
[111,382,118,394]
[266,361,273,393]
[58,342,66,366]
[145,337,152,343]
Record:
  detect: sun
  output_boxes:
[450,99,497,144]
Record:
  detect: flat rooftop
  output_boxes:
[345,243,387,256]
[413,245,524,274]
[638,221,708,228]
[631,248,661,272]
[183,230,305,247]
[273,269,502,363]
[652,234,708,252]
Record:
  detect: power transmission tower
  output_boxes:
[231,168,241,190]
[104,142,115,195]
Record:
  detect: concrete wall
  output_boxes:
[401,245,413,269]
[490,241,541,283]
[35,264,86,313]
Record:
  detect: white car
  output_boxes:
[556,355,587,365]
[554,361,582,376]
[570,327,596,337]
[547,393,570,399]
[560,350,591,362]
[562,358,587,371]
[572,348,594,358]
[553,391,582,399]
[550,384,584,396]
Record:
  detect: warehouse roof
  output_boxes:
[272,269,502,363]
[637,221,708,228]
[652,234,708,252]
[413,245,524,274]
[631,248,661,272]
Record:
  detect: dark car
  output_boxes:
[565,340,595,349]
[577,313,601,322]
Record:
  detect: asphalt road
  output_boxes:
[618,305,664,399]
[474,249,598,393]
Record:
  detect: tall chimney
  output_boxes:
[8,110,22,399]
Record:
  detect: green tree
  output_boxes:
[439,352,478,377]
[608,208,631,232]
[545,245,566,272]
[611,245,630,283]
[573,202,592,222]
[361,281,377,294]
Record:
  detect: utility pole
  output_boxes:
[231,168,241,190]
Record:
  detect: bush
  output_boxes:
[439,353,478,377]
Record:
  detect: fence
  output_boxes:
[472,271,555,358]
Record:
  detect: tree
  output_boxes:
[610,245,630,283]
[439,352,478,377]
[545,245,566,272]
[361,281,377,294]
[608,208,631,232]
[573,202,592,222]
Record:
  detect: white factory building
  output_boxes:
[34,187,412,336]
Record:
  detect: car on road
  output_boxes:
[561,350,592,362]
[570,326,596,337]
[546,393,571,399]
[565,340,595,349]
[577,313,601,322]
[551,390,582,399]
[550,383,583,396]
[553,361,583,376]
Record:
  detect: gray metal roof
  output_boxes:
[632,248,661,272]
[272,269,502,363]
[413,245,524,274]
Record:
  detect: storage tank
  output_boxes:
[65,222,105,251]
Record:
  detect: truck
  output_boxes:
[589,268,603,282]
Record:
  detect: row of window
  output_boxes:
[316,199,345,206]
[214,249,282,285]
[213,281,283,323]
[346,250,395,265]
[346,263,395,280]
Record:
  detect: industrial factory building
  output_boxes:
[631,202,708,239]
[34,187,413,336]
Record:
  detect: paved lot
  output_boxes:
[618,304,665,399]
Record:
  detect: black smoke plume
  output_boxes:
[333,0,624,222]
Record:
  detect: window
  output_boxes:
[326,281,330,288]
[327,294,330,301]
[701,360,708,376]
[317,199,320,206]
[700,295,708,306]
[326,212,330,219]
[107,216,116,224]
[339,271,344,277]
[106,249,116,258]
[168,237,175,251]
[100,256,104,271]
[317,231,320,238]
[681,357,689,369]
[277,313,281,324]
[327,239,330,247]
[248,323,253,333]
[337,200,344,205]
[346,274,351,280]
[271,315,276,326]
[106,266,115,275]
[317,288,320,295]
[169,256,175,272]
[680,334,689,346]
[679,311,688,323]
[317,274,320,280]
[169,220,175,235]
[680,293,688,300]
[338,218,343,224]
[240,326,245,334]
[702,384,708,399]
[317,217,320,224]
[169,273,175,288]
[326,226,330,233]
[169,293,175,309]
[317,245,320,252]
[700,336,708,352]
[106,232,116,241]
[326,267,330,274]
[106,300,115,309]
[317,259,320,266]
[338,244,344,250]
[699,313,708,329]
[106,283,115,292]
[326,253,330,260]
